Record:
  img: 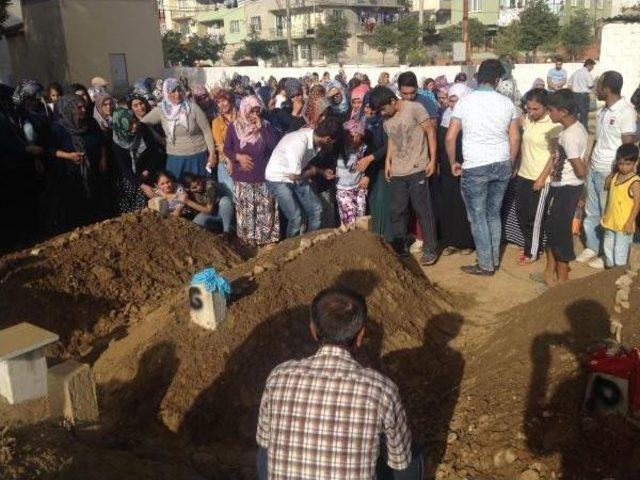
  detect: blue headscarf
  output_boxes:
[326,80,350,115]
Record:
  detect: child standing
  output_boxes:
[600,144,640,267]
[335,119,369,227]
[538,89,588,286]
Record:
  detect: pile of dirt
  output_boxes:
[92,230,453,479]
[434,269,640,479]
[0,211,240,359]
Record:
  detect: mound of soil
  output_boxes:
[436,269,640,479]
[0,211,240,359]
[92,230,452,479]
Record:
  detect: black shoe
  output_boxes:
[420,252,438,266]
[460,264,495,276]
[392,240,409,257]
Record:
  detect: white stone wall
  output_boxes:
[599,21,640,99]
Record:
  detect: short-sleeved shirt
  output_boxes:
[591,98,638,174]
[416,92,439,117]
[452,88,518,170]
[256,345,412,480]
[519,114,562,181]
[547,68,568,90]
[569,67,594,94]
[551,121,587,187]
[383,100,430,177]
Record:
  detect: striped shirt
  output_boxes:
[256,345,412,480]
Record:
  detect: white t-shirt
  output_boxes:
[569,67,594,94]
[591,98,638,174]
[451,88,518,170]
[265,128,319,183]
[551,121,587,187]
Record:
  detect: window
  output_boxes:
[333,9,343,19]
[597,0,604,8]
[357,41,365,55]
[250,16,261,31]
[300,44,308,60]
[471,0,483,12]
[230,20,240,33]
[583,0,590,7]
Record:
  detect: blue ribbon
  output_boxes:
[190,268,231,298]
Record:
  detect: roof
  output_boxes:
[604,7,640,23]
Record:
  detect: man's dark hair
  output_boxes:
[548,89,577,116]
[584,59,596,67]
[477,59,506,86]
[310,288,367,347]
[524,88,549,106]
[70,83,88,94]
[601,70,623,96]
[370,85,396,111]
[315,116,342,139]
[616,143,639,162]
[397,71,418,89]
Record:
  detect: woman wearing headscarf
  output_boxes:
[142,78,215,181]
[434,83,474,255]
[301,84,329,128]
[223,95,279,246]
[349,84,369,121]
[270,77,305,134]
[111,107,159,214]
[92,92,114,135]
[91,91,115,218]
[50,94,104,230]
[192,84,217,123]
[325,80,350,123]
[212,89,237,205]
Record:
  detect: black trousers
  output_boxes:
[515,176,545,258]
[389,171,437,256]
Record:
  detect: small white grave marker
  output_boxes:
[189,268,230,331]
[0,323,59,405]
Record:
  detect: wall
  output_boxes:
[599,21,640,98]
[61,0,163,93]
[165,62,592,91]
[563,0,612,23]
[7,0,69,86]
[451,0,500,26]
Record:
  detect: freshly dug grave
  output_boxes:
[92,230,453,479]
[434,268,640,480]
[0,211,240,360]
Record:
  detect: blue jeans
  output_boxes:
[217,162,235,201]
[460,161,511,271]
[584,168,609,254]
[266,180,322,238]
[166,151,208,180]
[603,229,633,267]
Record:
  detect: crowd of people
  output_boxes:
[2,59,640,281]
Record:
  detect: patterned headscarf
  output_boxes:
[112,107,147,169]
[93,92,113,131]
[349,84,370,121]
[160,78,190,143]
[326,80,350,115]
[127,92,150,114]
[234,95,263,148]
[284,77,303,98]
[12,79,44,106]
[213,88,235,107]
[59,94,91,194]
[302,85,329,128]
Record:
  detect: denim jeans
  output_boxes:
[603,229,633,267]
[388,171,437,256]
[584,168,609,254]
[460,161,511,271]
[217,162,235,200]
[266,180,322,238]
[575,92,590,131]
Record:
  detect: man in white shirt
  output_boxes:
[445,59,520,276]
[577,71,639,269]
[265,117,341,238]
[568,59,596,130]
[547,59,568,92]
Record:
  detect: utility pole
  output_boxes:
[462,0,471,65]
[286,0,293,67]
[418,0,424,25]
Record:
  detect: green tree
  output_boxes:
[396,16,422,63]
[438,24,461,51]
[517,0,560,57]
[366,23,398,64]
[162,31,187,66]
[183,34,225,66]
[406,47,432,66]
[468,18,486,48]
[437,19,485,51]
[560,9,593,60]
[316,14,350,63]
[494,21,522,58]
[233,26,278,62]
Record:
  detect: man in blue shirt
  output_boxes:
[547,58,568,92]
[397,71,439,119]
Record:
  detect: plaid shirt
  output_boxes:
[256,345,412,480]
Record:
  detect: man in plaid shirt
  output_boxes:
[256,288,420,480]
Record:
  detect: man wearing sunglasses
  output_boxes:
[370,85,439,266]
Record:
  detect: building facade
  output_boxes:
[4,0,163,92]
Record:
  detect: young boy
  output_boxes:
[538,89,587,286]
[369,85,438,265]
[600,144,640,267]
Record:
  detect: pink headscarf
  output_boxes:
[234,95,263,148]
[350,84,370,102]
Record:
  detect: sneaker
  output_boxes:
[420,252,438,266]
[587,256,605,269]
[409,239,424,253]
[460,264,495,276]
[576,248,597,263]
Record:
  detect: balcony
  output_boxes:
[270,0,402,12]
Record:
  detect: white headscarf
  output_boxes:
[441,83,470,128]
